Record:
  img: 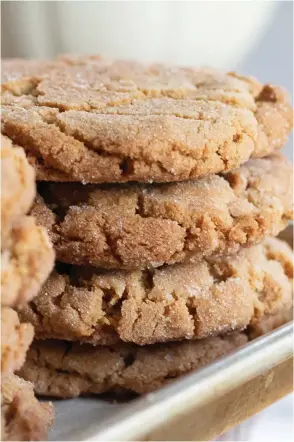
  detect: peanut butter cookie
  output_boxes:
[18,333,247,397]
[32,154,293,269]
[2,57,292,183]
[19,238,293,346]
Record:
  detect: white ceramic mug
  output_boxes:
[2,1,277,69]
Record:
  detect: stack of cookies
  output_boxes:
[1,136,55,440]
[2,57,293,398]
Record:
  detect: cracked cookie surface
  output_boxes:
[1,216,55,307]
[19,238,293,346]
[18,333,247,397]
[1,136,35,247]
[1,308,34,374]
[32,154,293,269]
[2,57,292,184]
[1,374,53,441]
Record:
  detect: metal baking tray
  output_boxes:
[50,226,293,441]
[50,323,293,441]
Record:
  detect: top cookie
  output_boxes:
[2,56,292,184]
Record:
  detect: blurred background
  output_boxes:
[1,1,293,159]
[1,1,293,441]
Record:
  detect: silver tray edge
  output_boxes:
[84,322,293,441]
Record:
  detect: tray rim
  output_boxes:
[82,322,293,441]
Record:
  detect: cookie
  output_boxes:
[2,57,292,184]
[33,154,293,270]
[19,238,293,346]
[18,333,247,397]
[1,136,35,247]
[1,216,55,307]
[248,309,293,339]
[1,374,53,441]
[1,308,34,374]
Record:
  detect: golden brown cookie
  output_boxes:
[18,333,247,397]
[2,57,292,184]
[32,154,293,269]
[1,216,55,307]
[1,308,34,374]
[1,136,35,247]
[19,238,293,346]
[1,374,53,441]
